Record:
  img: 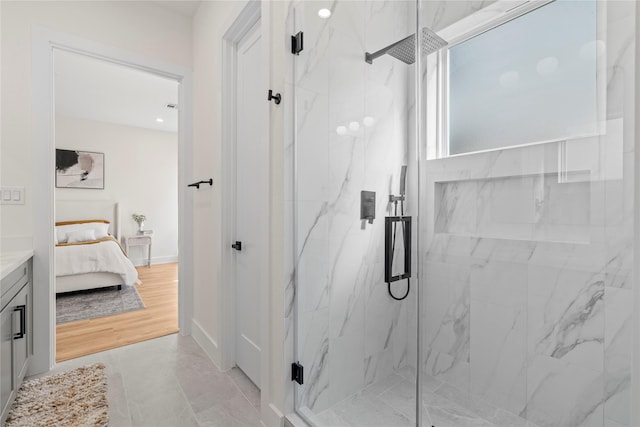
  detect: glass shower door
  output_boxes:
[288,1,420,425]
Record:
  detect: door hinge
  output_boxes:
[291,31,304,55]
[291,361,304,385]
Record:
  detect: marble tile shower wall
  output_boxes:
[284,0,418,417]
[420,1,636,427]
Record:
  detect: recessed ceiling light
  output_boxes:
[349,121,360,131]
[318,8,331,19]
[156,118,165,123]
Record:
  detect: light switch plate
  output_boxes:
[0,187,25,205]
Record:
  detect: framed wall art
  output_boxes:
[56,149,104,189]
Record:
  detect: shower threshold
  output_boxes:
[298,370,534,427]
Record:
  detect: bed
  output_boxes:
[55,201,140,294]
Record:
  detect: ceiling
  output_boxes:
[150,0,202,17]
[54,49,179,133]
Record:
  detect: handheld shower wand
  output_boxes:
[389,165,407,204]
[399,165,407,197]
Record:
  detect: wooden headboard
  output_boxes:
[55,200,121,242]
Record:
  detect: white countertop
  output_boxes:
[0,250,34,281]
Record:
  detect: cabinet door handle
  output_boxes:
[231,241,242,251]
[13,305,25,340]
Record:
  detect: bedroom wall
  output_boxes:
[55,115,178,266]
[0,0,192,248]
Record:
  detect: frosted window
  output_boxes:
[448,0,598,156]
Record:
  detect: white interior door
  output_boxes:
[234,21,265,388]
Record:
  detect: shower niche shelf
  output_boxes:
[434,173,592,244]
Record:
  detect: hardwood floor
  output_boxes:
[56,262,179,362]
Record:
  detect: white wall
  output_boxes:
[191,0,246,364]
[192,2,287,425]
[55,115,178,265]
[0,1,192,245]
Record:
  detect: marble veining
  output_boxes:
[420,1,635,426]
[290,0,416,421]
[287,0,636,425]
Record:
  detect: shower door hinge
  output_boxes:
[291,361,304,384]
[291,31,304,55]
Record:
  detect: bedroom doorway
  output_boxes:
[52,49,181,361]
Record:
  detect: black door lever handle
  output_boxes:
[232,241,242,251]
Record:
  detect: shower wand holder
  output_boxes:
[385,216,412,283]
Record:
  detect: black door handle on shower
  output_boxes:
[232,241,242,251]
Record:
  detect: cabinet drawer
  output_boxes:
[1,262,29,311]
[127,236,151,246]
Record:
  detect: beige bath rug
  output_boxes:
[5,363,108,427]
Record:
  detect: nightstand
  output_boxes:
[124,233,153,267]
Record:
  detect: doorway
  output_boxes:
[52,49,181,361]
[31,27,193,374]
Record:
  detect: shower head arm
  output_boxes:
[365,28,447,65]
[365,34,413,64]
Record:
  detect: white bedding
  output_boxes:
[56,238,140,286]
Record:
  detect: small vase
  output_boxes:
[137,221,144,234]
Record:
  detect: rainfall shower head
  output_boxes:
[365,27,447,65]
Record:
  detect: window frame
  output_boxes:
[427,0,607,160]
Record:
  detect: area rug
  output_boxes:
[56,285,145,324]
[5,363,108,427]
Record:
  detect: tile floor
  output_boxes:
[33,333,261,427]
[33,334,538,427]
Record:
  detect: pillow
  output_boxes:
[66,228,96,243]
[56,220,110,243]
[93,222,109,239]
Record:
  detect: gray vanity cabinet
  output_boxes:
[0,259,32,424]
[0,301,13,418]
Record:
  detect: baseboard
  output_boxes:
[282,412,307,427]
[191,319,222,370]
[262,403,286,427]
[131,255,178,267]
